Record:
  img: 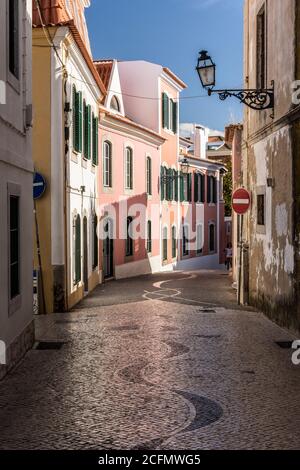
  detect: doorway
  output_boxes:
[103,218,114,279]
[83,216,88,291]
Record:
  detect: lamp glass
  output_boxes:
[197,64,215,88]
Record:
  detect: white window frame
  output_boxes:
[6,0,21,92]
[125,146,133,191]
[103,140,112,188]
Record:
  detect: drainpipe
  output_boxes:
[63,62,69,312]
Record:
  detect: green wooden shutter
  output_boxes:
[175,171,178,201]
[201,174,205,202]
[160,166,165,200]
[162,93,169,129]
[207,175,211,203]
[92,115,98,165]
[213,177,217,203]
[188,174,192,202]
[88,105,92,159]
[73,86,77,150]
[78,91,83,153]
[180,172,184,202]
[172,100,178,134]
[194,173,198,202]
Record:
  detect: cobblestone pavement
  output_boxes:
[0,270,300,450]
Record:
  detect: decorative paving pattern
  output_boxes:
[0,271,300,450]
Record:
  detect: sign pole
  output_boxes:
[237,214,244,305]
[34,200,46,315]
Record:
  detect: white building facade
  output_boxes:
[0,0,34,379]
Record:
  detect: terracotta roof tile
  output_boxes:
[94,61,114,91]
[32,0,71,26]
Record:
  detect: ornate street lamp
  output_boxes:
[196,50,274,111]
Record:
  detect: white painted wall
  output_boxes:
[0,0,33,347]
[118,61,162,132]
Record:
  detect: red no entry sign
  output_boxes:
[232,188,251,215]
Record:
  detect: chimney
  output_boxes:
[194,125,205,159]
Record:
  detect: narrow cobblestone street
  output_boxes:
[0,270,299,450]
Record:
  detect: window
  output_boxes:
[126,216,133,256]
[256,5,266,89]
[103,141,112,187]
[162,227,168,261]
[146,156,152,195]
[172,170,178,201]
[84,101,91,159]
[73,215,81,284]
[209,223,215,253]
[180,174,192,202]
[92,214,98,269]
[172,226,177,259]
[8,0,19,79]
[162,92,178,133]
[9,195,20,300]
[182,226,189,256]
[92,113,98,165]
[207,175,217,203]
[194,173,205,203]
[73,86,83,152]
[196,224,203,255]
[147,220,152,254]
[110,95,120,112]
[160,166,167,200]
[125,147,133,190]
[257,194,265,226]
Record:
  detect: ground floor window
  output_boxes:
[163,227,168,261]
[93,214,98,269]
[182,225,189,256]
[147,220,152,254]
[209,223,215,253]
[126,216,133,256]
[9,195,20,299]
[73,214,81,284]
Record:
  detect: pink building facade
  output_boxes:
[95,60,165,279]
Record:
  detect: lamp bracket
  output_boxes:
[208,82,274,111]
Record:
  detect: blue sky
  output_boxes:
[86,0,244,131]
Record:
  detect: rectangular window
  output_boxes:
[73,87,82,153]
[209,223,215,253]
[84,103,91,159]
[8,0,19,79]
[256,5,266,89]
[92,115,98,165]
[182,226,189,256]
[147,220,152,254]
[162,92,169,129]
[10,195,20,299]
[126,216,133,256]
[125,147,133,190]
[103,141,112,187]
[146,157,152,195]
[257,194,265,226]
[207,175,217,203]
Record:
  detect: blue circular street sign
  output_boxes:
[33,172,46,200]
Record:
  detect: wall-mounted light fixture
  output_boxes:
[196,50,274,111]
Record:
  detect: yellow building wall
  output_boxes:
[32,29,55,314]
